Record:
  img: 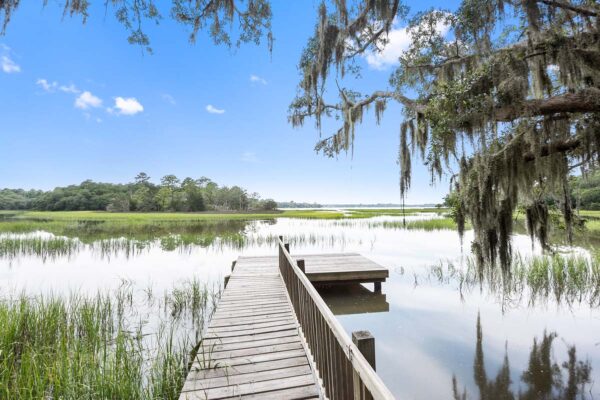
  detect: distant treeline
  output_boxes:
[0,173,277,212]
[572,170,600,210]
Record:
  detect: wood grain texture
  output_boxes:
[180,251,392,399]
[180,257,322,400]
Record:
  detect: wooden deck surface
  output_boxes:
[179,256,321,400]
[256,253,389,283]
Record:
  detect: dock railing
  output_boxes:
[277,237,395,400]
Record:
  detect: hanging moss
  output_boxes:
[289,0,600,269]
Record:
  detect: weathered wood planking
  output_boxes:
[179,257,321,400]
[245,253,389,284]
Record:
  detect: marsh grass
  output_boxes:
[429,253,600,308]
[0,236,80,261]
[0,279,219,399]
[0,231,358,261]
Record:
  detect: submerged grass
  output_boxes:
[429,252,600,309]
[0,231,359,260]
[0,279,219,399]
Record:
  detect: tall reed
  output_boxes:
[0,279,219,399]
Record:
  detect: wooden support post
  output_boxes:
[374,281,382,293]
[224,275,230,288]
[231,260,236,271]
[352,331,376,371]
[297,259,305,274]
[284,243,290,252]
[278,235,283,242]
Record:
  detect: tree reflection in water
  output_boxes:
[452,314,592,400]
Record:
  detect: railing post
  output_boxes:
[352,331,376,370]
[352,330,376,400]
[297,259,305,274]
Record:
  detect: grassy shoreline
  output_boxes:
[0,208,448,221]
[0,280,220,399]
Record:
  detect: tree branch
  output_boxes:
[494,88,600,121]
[523,137,581,161]
[345,1,400,58]
[537,0,599,17]
[346,90,426,114]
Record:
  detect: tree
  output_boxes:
[288,0,600,268]
[181,177,206,212]
[261,199,278,210]
[160,174,181,211]
[106,193,130,212]
[131,185,156,211]
[154,187,172,211]
[134,172,151,186]
[0,1,272,53]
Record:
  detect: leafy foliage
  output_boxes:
[289,0,600,268]
[0,174,277,212]
[0,0,272,53]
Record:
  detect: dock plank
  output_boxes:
[180,258,322,400]
[180,251,389,399]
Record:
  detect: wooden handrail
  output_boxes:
[277,237,395,400]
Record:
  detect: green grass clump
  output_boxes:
[0,236,80,261]
[430,253,600,308]
[381,218,463,230]
[345,208,448,218]
[0,280,219,399]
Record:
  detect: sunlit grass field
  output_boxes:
[1,208,448,221]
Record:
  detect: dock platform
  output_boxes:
[244,253,389,286]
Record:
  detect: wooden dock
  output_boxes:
[179,242,394,400]
[259,253,389,286]
[179,257,321,399]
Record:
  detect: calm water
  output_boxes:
[1,215,598,399]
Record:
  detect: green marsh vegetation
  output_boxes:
[0,278,220,399]
[429,253,600,309]
[0,208,450,261]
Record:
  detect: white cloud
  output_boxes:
[37,79,80,94]
[206,104,225,114]
[365,19,451,70]
[241,151,259,163]
[162,93,176,105]
[1,55,20,73]
[113,96,144,115]
[250,74,267,85]
[75,91,103,109]
[36,78,58,92]
[59,84,80,94]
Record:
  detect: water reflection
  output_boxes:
[427,253,600,309]
[318,284,390,315]
[452,314,592,400]
[1,215,599,398]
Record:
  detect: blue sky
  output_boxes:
[0,1,460,204]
